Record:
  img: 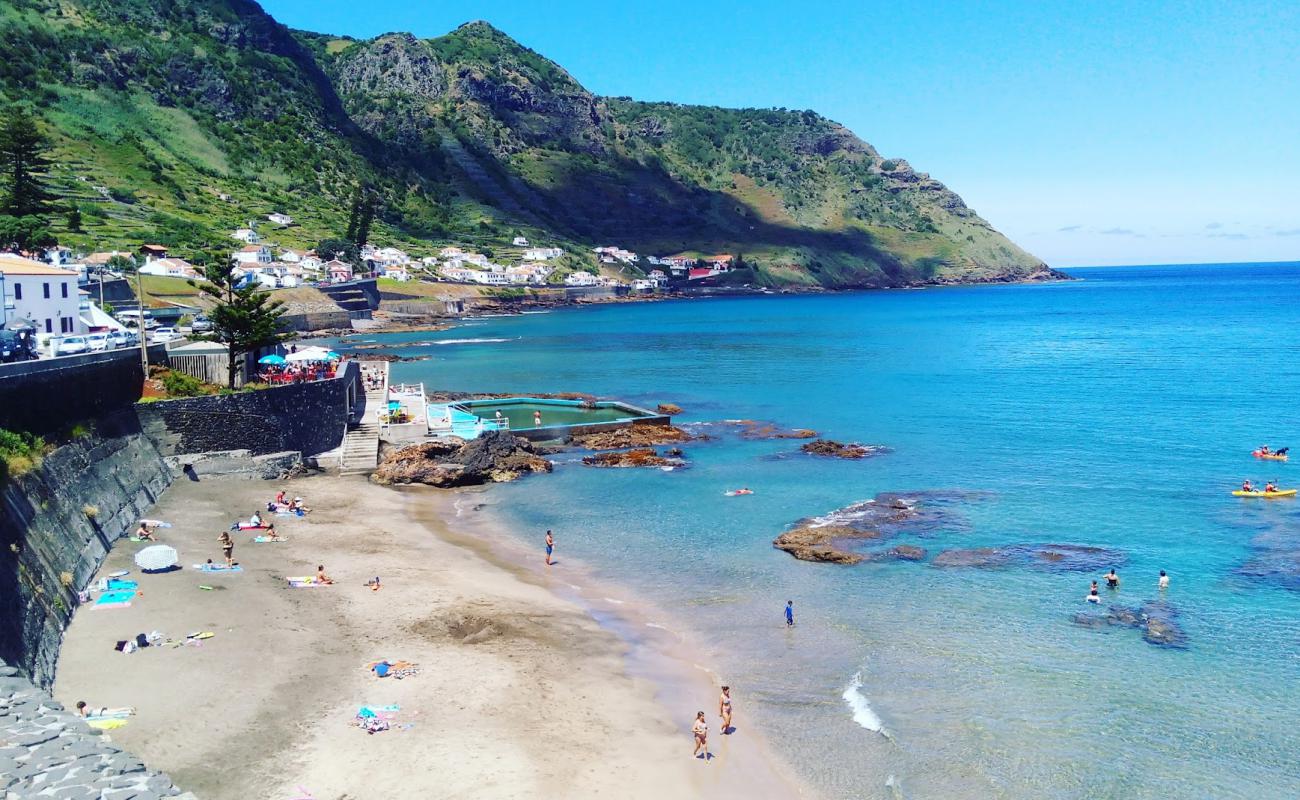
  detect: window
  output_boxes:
[61,283,68,298]
[45,318,52,333]
[13,283,20,300]
[60,317,72,333]
[43,282,50,299]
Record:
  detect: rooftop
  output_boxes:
[0,254,79,276]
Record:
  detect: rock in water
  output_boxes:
[799,439,887,459]
[656,403,684,415]
[372,430,552,486]
[571,424,694,449]
[581,448,687,469]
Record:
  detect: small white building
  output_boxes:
[0,254,86,336]
[375,247,410,265]
[279,248,306,263]
[232,245,273,265]
[512,236,529,247]
[439,265,476,283]
[299,254,323,271]
[267,212,293,226]
[439,246,465,258]
[473,270,511,286]
[138,258,198,279]
[231,228,260,244]
[632,279,657,291]
[522,247,564,261]
[564,271,600,287]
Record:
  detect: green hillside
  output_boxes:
[0,1,1057,287]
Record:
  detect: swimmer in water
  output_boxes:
[1158,570,1169,590]
[1105,568,1120,589]
[1086,581,1101,603]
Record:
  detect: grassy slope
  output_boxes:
[1,3,1047,288]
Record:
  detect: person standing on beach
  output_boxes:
[692,711,709,760]
[545,530,555,566]
[718,686,733,734]
[533,410,542,427]
[1159,570,1170,589]
[785,600,794,627]
[217,531,234,567]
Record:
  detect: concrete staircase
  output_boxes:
[339,361,389,474]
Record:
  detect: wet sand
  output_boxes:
[54,473,810,799]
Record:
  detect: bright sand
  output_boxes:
[53,473,810,799]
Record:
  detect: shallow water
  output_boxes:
[370,263,1300,799]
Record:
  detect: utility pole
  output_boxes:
[136,268,148,374]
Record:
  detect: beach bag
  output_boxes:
[374,662,390,677]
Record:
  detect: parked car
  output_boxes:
[190,316,213,333]
[53,336,89,356]
[108,329,128,349]
[150,327,180,343]
[85,333,111,352]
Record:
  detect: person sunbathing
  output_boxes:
[291,497,312,514]
[316,565,334,584]
[134,522,155,541]
[264,523,282,541]
[76,701,135,718]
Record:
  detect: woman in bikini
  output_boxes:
[217,531,234,567]
[718,686,733,734]
[692,711,709,759]
[135,522,155,542]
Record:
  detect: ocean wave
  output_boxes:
[843,671,891,739]
[433,337,513,345]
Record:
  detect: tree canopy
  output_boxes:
[191,259,293,389]
[0,106,56,218]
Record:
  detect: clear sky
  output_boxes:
[262,0,1299,267]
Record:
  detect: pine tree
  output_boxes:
[0,106,56,218]
[344,188,362,242]
[355,190,378,246]
[191,258,293,389]
[66,206,82,232]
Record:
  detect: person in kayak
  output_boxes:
[1242,479,1256,493]
[1264,481,1279,494]
[1259,445,1271,456]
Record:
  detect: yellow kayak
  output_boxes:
[1252,451,1289,461]
[1232,489,1297,498]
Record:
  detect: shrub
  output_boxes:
[0,429,46,481]
[82,504,98,519]
[161,369,206,397]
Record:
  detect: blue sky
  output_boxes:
[263,0,1300,267]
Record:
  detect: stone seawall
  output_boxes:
[136,361,361,458]
[0,416,173,688]
[0,347,165,438]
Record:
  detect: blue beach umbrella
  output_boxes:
[325,351,342,361]
[258,354,286,365]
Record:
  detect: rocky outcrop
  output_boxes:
[334,33,446,100]
[773,525,881,564]
[570,425,693,450]
[656,403,683,415]
[1073,601,1188,649]
[581,448,687,469]
[736,421,818,440]
[773,492,954,564]
[933,544,1123,572]
[799,439,886,459]
[372,431,552,487]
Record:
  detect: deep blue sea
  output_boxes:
[364,263,1300,798]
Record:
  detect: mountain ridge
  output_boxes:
[0,2,1060,288]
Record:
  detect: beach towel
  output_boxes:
[232,522,271,531]
[93,589,135,609]
[107,579,138,590]
[194,563,243,573]
[252,536,288,543]
[86,718,128,730]
[140,519,173,528]
[286,576,329,587]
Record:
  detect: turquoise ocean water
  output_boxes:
[364,263,1300,798]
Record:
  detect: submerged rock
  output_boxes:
[1073,601,1188,649]
[570,424,694,450]
[581,448,687,469]
[933,543,1123,572]
[773,525,880,564]
[372,430,552,487]
[799,439,887,459]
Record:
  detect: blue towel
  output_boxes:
[95,590,135,607]
[107,579,138,590]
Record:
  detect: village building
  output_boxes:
[139,244,169,262]
[138,257,198,279]
[0,254,86,335]
[512,236,529,247]
[231,227,259,244]
[564,271,600,287]
[232,244,273,265]
[324,259,354,283]
[267,212,293,226]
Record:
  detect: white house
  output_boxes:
[632,279,657,291]
[439,265,476,282]
[463,252,490,267]
[378,265,410,281]
[279,248,306,263]
[564,271,600,287]
[138,258,198,279]
[299,254,323,271]
[231,228,259,244]
[324,259,353,283]
[593,246,638,264]
[522,247,563,261]
[473,270,511,286]
[267,212,293,226]
[375,247,410,265]
[0,254,86,336]
[512,236,529,247]
[439,246,465,258]
[232,245,273,265]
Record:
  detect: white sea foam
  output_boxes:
[843,671,891,739]
[433,337,512,345]
[602,597,626,605]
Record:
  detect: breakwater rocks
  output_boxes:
[372,430,552,487]
[581,448,687,469]
[1073,602,1188,649]
[774,492,958,564]
[0,662,191,799]
[570,424,694,450]
[932,544,1124,572]
[799,439,889,459]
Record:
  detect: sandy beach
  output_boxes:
[53,472,810,799]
